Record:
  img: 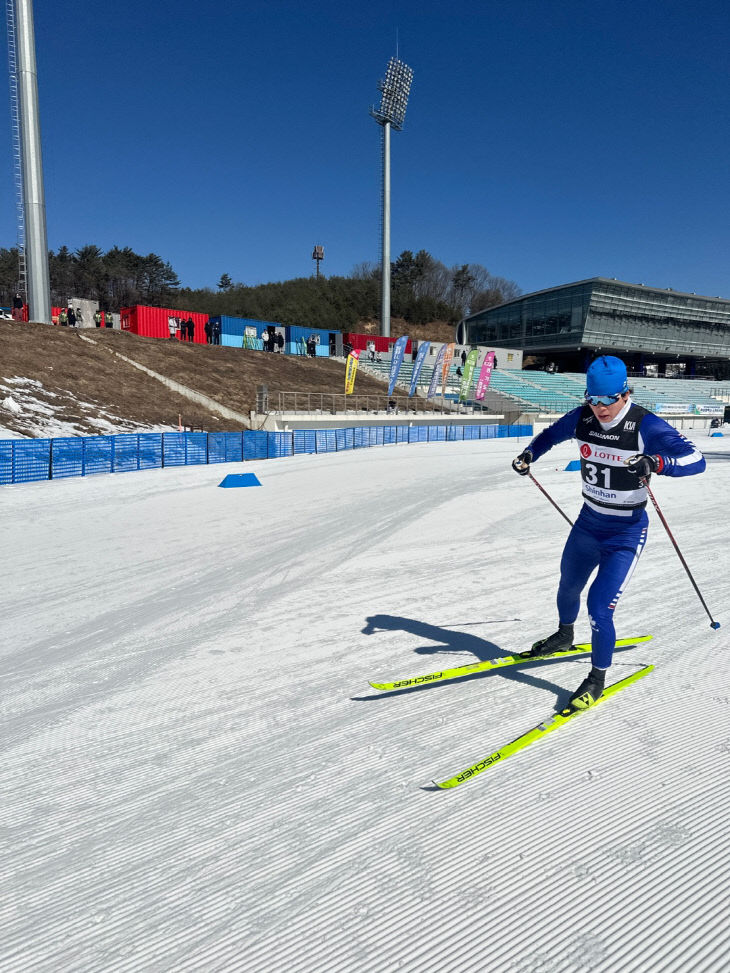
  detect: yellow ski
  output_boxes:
[433,665,654,789]
[369,636,652,691]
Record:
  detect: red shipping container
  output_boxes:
[344,332,412,355]
[119,305,209,344]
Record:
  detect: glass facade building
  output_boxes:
[457,278,730,376]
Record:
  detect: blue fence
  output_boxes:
[0,424,532,486]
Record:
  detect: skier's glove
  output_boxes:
[512,449,533,476]
[625,453,664,477]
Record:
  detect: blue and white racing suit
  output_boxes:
[527,399,705,668]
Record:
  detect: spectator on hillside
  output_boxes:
[461,349,467,366]
[67,307,77,328]
[105,311,114,328]
[367,340,376,362]
[212,319,221,345]
[168,316,178,340]
[59,308,68,326]
[94,309,102,327]
[344,341,353,358]
[204,320,212,344]
[12,293,23,321]
[186,317,195,342]
[276,331,284,353]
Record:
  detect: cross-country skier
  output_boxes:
[511,355,705,710]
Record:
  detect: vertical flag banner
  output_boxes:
[387,335,409,397]
[458,349,479,401]
[475,351,496,401]
[441,343,456,395]
[409,340,431,396]
[345,349,361,394]
[427,344,447,399]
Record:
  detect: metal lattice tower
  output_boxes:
[6,0,26,297]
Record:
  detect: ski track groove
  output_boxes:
[1,438,728,971]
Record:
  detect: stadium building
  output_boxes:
[457,278,730,380]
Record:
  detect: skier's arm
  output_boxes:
[525,408,582,462]
[627,414,706,478]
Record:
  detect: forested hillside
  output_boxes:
[0,246,521,329]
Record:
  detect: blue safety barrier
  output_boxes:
[0,424,533,486]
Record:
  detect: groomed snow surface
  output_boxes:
[2,433,729,973]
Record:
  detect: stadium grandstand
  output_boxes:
[456,277,730,381]
[359,355,730,425]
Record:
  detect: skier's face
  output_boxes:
[589,393,629,423]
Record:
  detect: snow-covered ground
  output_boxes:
[0,377,177,439]
[2,432,729,972]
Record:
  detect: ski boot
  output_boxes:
[569,667,606,710]
[520,622,574,659]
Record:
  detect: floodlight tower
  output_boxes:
[7,0,51,323]
[370,56,413,338]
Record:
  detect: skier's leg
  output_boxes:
[586,519,648,671]
[525,521,599,657]
[556,521,600,626]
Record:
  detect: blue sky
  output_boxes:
[1,0,729,297]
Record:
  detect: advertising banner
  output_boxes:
[427,345,447,399]
[441,343,456,394]
[345,350,361,394]
[475,351,496,401]
[692,403,724,415]
[409,340,431,397]
[387,335,409,397]
[458,349,479,401]
[654,402,690,414]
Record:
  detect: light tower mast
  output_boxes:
[370,56,413,338]
[6,0,51,323]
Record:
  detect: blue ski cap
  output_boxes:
[586,356,628,396]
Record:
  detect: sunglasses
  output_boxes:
[584,392,623,406]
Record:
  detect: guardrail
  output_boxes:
[276,392,462,413]
[0,424,533,486]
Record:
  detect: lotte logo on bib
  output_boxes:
[580,444,592,458]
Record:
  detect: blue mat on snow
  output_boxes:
[564,460,581,471]
[219,473,261,488]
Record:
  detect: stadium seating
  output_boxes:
[357,359,727,416]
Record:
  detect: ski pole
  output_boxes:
[528,472,573,528]
[642,477,721,630]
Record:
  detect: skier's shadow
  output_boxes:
[357,613,577,703]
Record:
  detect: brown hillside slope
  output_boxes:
[356,318,456,344]
[0,322,394,438]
